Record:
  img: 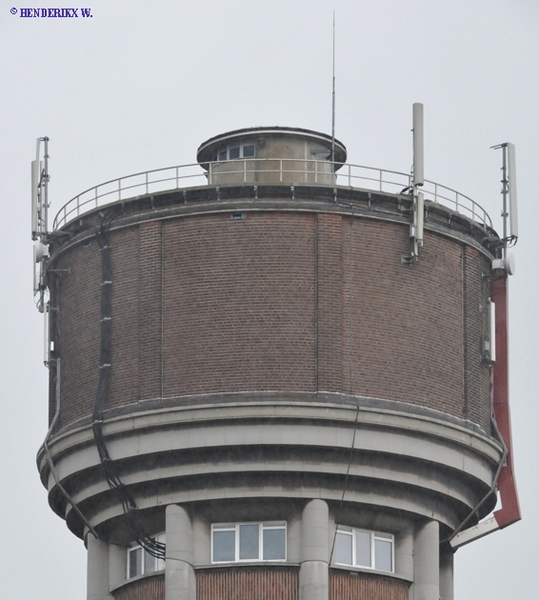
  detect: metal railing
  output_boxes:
[52,159,492,230]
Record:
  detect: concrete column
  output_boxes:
[109,543,126,591]
[165,504,196,600]
[87,534,113,600]
[439,546,454,600]
[412,520,439,600]
[192,514,210,567]
[395,526,414,581]
[299,499,329,600]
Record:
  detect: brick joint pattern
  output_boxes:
[50,209,492,433]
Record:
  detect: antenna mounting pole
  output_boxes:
[331,11,336,168]
[43,136,50,239]
[403,103,425,265]
[491,142,518,255]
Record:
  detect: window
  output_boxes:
[212,522,286,563]
[211,141,256,162]
[334,527,394,572]
[127,533,166,579]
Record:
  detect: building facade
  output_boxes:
[36,127,518,599]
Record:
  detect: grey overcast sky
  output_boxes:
[1,1,538,598]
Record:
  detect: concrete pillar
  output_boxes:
[439,546,454,600]
[192,514,209,567]
[165,504,196,600]
[87,534,113,600]
[109,543,126,591]
[299,499,329,600]
[412,520,439,600]
[395,526,414,581]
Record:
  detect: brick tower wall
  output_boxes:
[49,208,491,433]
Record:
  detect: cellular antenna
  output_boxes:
[331,10,336,166]
[491,142,519,256]
[412,103,424,187]
[31,136,50,312]
[403,103,426,264]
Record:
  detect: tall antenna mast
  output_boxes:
[331,10,336,166]
[491,142,519,258]
[402,103,425,265]
[31,136,51,313]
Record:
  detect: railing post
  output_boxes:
[244,159,247,183]
[176,166,179,189]
[209,163,213,185]
[118,178,122,202]
[280,159,283,182]
[348,164,351,187]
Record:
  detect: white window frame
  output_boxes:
[211,521,287,564]
[334,527,394,573]
[211,141,256,163]
[127,533,166,579]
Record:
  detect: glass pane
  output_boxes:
[239,524,259,559]
[374,538,392,572]
[355,531,371,567]
[145,549,156,573]
[129,547,142,578]
[263,528,285,560]
[229,146,240,160]
[334,531,352,565]
[218,150,227,161]
[213,529,235,562]
[243,144,255,157]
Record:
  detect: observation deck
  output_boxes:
[52,127,493,234]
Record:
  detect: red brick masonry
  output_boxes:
[49,206,491,432]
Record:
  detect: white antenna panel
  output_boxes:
[33,243,38,293]
[507,142,518,239]
[417,191,425,241]
[489,300,496,363]
[413,103,424,187]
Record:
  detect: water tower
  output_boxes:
[32,116,520,600]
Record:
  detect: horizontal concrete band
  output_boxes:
[37,395,502,536]
[52,188,494,263]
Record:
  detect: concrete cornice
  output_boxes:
[37,393,503,539]
[48,185,495,266]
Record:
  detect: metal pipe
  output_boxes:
[502,144,508,258]
[42,137,49,237]
[331,11,336,166]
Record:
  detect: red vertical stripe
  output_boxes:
[491,273,521,528]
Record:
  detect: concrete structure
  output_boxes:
[36,126,519,599]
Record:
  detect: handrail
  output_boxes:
[52,159,492,230]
